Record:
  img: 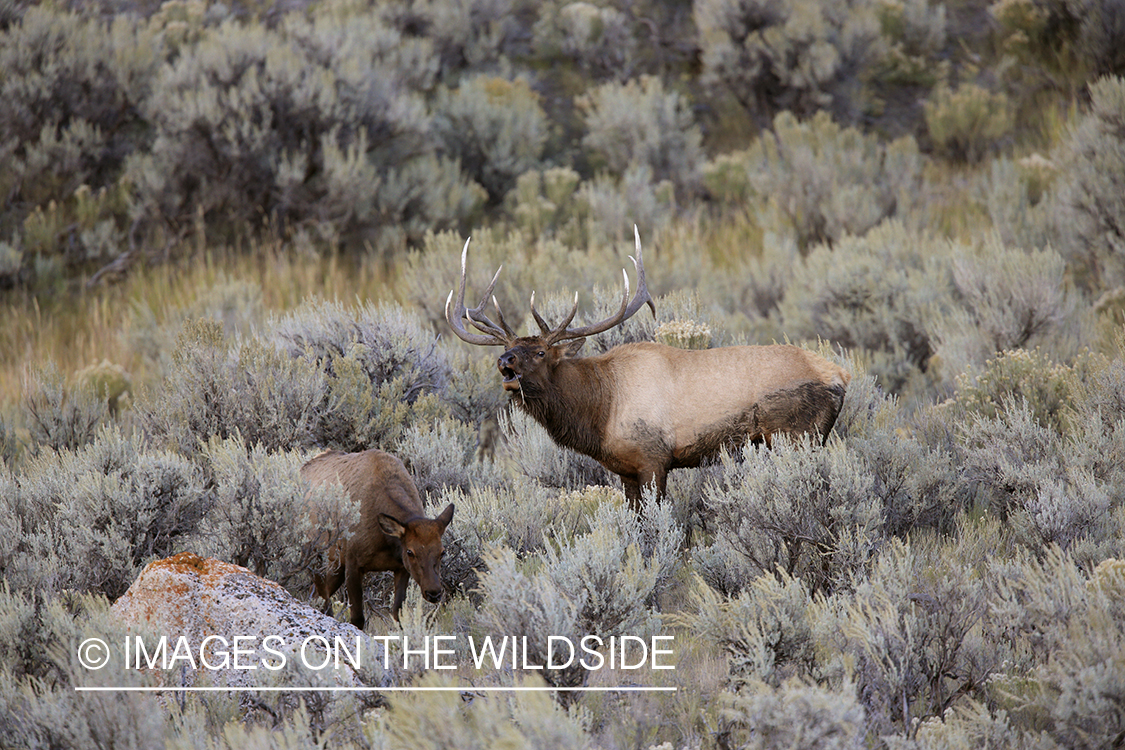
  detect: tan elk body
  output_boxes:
[301,449,453,629]
[446,227,851,506]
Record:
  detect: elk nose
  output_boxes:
[498,352,516,369]
[423,589,443,603]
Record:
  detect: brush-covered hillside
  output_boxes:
[1,0,1124,747]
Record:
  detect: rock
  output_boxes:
[111,552,385,689]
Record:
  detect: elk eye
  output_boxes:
[406,549,416,558]
[536,350,545,357]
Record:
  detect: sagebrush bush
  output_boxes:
[776,221,948,395]
[139,318,327,456]
[705,112,923,252]
[128,14,482,251]
[1053,74,1125,291]
[433,75,548,204]
[701,437,882,595]
[957,399,1124,562]
[475,546,588,689]
[813,532,1004,739]
[22,362,110,454]
[272,298,448,403]
[924,82,1014,163]
[127,277,267,378]
[196,437,357,592]
[396,416,503,499]
[873,0,948,88]
[990,547,1125,749]
[0,589,168,748]
[542,495,679,638]
[927,239,1079,388]
[942,347,1086,435]
[687,570,818,687]
[499,406,613,492]
[694,0,883,127]
[0,6,156,282]
[532,0,637,80]
[718,678,866,750]
[992,0,1125,91]
[4,426,207,598]
[579,75,704,195]
[375,673,593,749]
[504,167,586,242]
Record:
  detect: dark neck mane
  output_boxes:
[511,358,612,461]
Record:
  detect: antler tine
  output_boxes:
[529,291,552,336]
[532,290,580,342]
[548,224,657,343]
[445,238,516,347]
[491,296,518,338]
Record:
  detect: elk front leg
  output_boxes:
[621,466,668,512]
[345,567,366,631]
[391,569,410,622]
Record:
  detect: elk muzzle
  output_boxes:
[498,351,522,391]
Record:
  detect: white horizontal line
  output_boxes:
[75,685,677,693]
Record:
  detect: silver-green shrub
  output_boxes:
[701,437,882,594]
[433,75,548,203]
[139,318,327,456]
[532,1,637,80]
[812,533,1004,739]
[0,590,168,748]
[579,75,704,194]
[1053,75,1125,291]
[197,437,358,591]
[271,298,448,403]
[687,570,818,687]
[375,673,593,749]
[718,678,866,750]
[541,495,679,637]
[874,0,948,88]
[776,221,948,394]
[693,0,883,126]
[0,6,156,280]
[396,416,503,499]
[128,14,482,251]
[957,399,1124,562]
[475,546,588,689]
[22,362,111,454]
[704,112,923,252]
[924,82,1014,164]
[7,426,206,598]
[926,239,1079,387]
[990,549,1125,749]
[499,406,612,492]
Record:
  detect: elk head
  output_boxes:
[377,503,454,605]
[445,226,657,395]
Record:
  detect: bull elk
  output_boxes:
[302,449,454,628]
[445,227,851,509]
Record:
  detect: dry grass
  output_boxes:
[0,243,395,409]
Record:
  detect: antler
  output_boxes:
[444,238,518,347]
[445,226,657,348]
[538,225,656,345]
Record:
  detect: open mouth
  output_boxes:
[500,367,521,390]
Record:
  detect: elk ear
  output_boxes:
[378,513,406,539]
[560,338,586,358]
[435,503,454,532]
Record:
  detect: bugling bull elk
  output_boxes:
[446,227,851,508]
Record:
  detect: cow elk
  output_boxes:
[445,227,851,509]
[301,449,454,629]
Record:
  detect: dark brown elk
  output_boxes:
[301,449,454,629]
[445,227,851,508]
